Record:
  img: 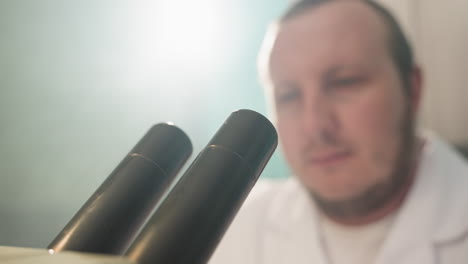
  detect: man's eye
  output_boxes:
[328,77,364,88]
[276,90,300,104]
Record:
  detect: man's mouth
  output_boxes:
[306,150,353,167]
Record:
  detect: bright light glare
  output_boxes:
[128,0,237,76]
[157,2,222,64]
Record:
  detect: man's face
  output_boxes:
[267,2,414,203]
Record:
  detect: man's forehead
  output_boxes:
[274,1,388,53]
[268,1,389,75]
[279,0,387,34]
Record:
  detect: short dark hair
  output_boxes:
[279,0,415,97]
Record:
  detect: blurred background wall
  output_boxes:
[379,0,468,146]
[0,0,289,247]
[0,0,466,249]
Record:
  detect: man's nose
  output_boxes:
[300,91,339,137]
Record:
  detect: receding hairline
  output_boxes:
[257,0,415,120]
[280,0,389,27]
[278,0,393,52]
[269,0,415,92]
[258,1,392,84]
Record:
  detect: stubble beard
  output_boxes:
[309,106,418,223]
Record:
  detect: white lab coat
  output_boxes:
[209,136,468,264]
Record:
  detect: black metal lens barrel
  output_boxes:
[48,123,192,255]
[125,109,278,264]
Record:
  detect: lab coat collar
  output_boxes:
[262,177,326,264]
[373,136,468,264]
[262,136,468,264]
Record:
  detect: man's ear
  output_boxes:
[409,65,423,113]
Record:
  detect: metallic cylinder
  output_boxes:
[125,109,277,264]
[48,123,192,255]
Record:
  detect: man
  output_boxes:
[209,0,468,263]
